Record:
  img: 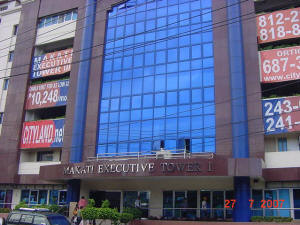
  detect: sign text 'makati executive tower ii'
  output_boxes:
[0,0,300,222]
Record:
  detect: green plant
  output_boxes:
[0,208,11,213]
[101,199,110,208]
[251,216,293,222]
[119,213,134,224]
[81,207,98,220]
[14,201,28,210]
[123,207,142,219]
[32,204,48,209]
[48,204,60,213]
[87,199,95,208]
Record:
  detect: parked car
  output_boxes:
[2,208,70,225]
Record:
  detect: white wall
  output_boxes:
[265,151,300,168]
[35,21,76,45]
[18,161,61,175]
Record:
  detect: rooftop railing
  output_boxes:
[88,149,214,162]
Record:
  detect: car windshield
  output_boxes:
[47,216,70,225]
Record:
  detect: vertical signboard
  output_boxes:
[25,80,69,110]
[260,46,300,83]
[257,8,300,44]
[31,48,73,79]
[263,96,300,135]
[20,119,65,149]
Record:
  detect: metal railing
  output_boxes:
[88,149,214,161]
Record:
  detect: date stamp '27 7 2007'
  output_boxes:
[225,199,285,208]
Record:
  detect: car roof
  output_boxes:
[9,210,65,217]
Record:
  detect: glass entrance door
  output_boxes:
[89,191,121,211]
[293,189,300,219]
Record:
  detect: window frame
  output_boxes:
[8,51,14,62]
[37,151,54,162]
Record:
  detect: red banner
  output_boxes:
[31,48,73,79]
[25,80,69,110]
[20,119,65,149]
[257,8,300,44]
[260,46,300,83]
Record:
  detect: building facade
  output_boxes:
[0,0,299,222]
[0,0,24,135]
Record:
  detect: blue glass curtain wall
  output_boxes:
[97,0,215,155]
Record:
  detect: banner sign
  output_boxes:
[20,119,65,149]
[31,48,73,79]
[260,46,300,83]
[257,7,300,44]
[263,96,300,135]
[25,79,69,110]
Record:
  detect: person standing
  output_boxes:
[134,196,141,208]
[78,196,88,209]
[201,196,208,219]
[76,206,83,225]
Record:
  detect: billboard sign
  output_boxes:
[257,7,300,44]
[20,119,65,149]
[26,79,69,110]
[259,46,300,83]
[263,96,300,135]
[31,48,73,79]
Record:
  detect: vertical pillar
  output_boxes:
[227,0,251,222]
[67,179,81,203]
[70,0,97,163]
[233,177,251,221]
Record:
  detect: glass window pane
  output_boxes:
[21,190,30,204]
[279,189,290,217]
[191,138,203,153]
[203,43,213,57]
[179,72,190,89]
[145,52,155,65]
[167,73,178,90]
[143,94,153,108]
[38,190,48,205]
[132,96,142,109]
[163,191,173,218]
[49,190,59,205]
[204,87,214,102]
[110,98,120,111]
[192,45,202,59]
[191,70,202,88]
[155,93,165,106]
[212,191,224,219]
[132,78,143,94]
[167,92,177,105]
[168,49,177,63]
[121,80,131,96]
[144,76,154,93]
[192,89,202,103]
[179,90,190,104]
[203,68,214,86]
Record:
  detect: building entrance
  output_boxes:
[89,191,121,211]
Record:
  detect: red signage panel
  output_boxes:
[25,80,69,110]
[260,46,300,83]
[20,119,65,149]
[31,48,73,79]
[257,8,300,44]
